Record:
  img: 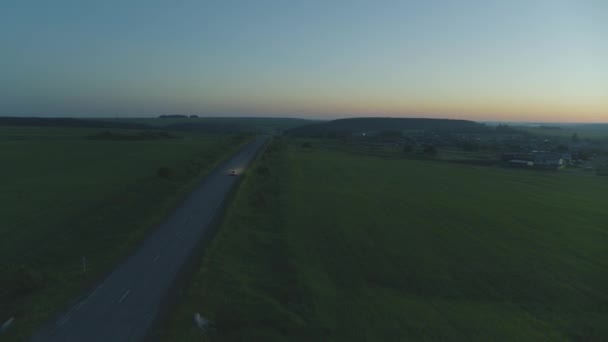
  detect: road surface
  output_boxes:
[32,136,268,342]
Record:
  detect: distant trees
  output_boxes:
[286,117,488,138]
[87,131,175,141]
[495,123,522,133]
[461,141,480,151]
[572,133,580,143]
[577,150,593,161]
[401,142,437,156]
[423,144,438,156]
[0,117,149,129]
[157,114,199,120]
[377,130,403,142]
[158,114,188,119]
[505,144,524,152]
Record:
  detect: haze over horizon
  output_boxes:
[2,0,607,123]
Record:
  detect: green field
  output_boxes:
[162,139,608,341]
[0,126,249,340]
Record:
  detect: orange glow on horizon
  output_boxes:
[207,100,608,123]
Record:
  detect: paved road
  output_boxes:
[32,137,268,342]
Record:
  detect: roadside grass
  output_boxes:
[164,139,608,341]
[158,139,319,341]
[0,127,249,340]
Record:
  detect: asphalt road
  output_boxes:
[32,136,268,342]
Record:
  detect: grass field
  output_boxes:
[162,139,608,341]
[0,126,249,340]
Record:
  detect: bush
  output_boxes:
[423,144,438,156]
[255,165,270,175]
[157,167,173,179]
[13,266,45,296]
[87,131,175,141]
[461,141,479,151]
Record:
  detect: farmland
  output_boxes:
[0,126,249,339]
[162,138,608,341]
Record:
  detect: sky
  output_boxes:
[1,0,607,122]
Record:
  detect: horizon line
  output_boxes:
[2,114,608,125]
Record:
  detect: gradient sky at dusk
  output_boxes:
[1,0,607,122]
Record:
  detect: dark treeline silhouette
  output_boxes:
[158,114,189,119]
[287,117,488,137]
[0,116,309,135]
[163,122,248,133]
[0,117,150,129]
[87,131,176,141]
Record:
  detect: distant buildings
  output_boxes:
[508,159,534,168]
[502,151,567,170]
[533,152,565,168]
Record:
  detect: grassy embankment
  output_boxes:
[163,139,608,341]
[0,126,249,340]
[159,139,318,341]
